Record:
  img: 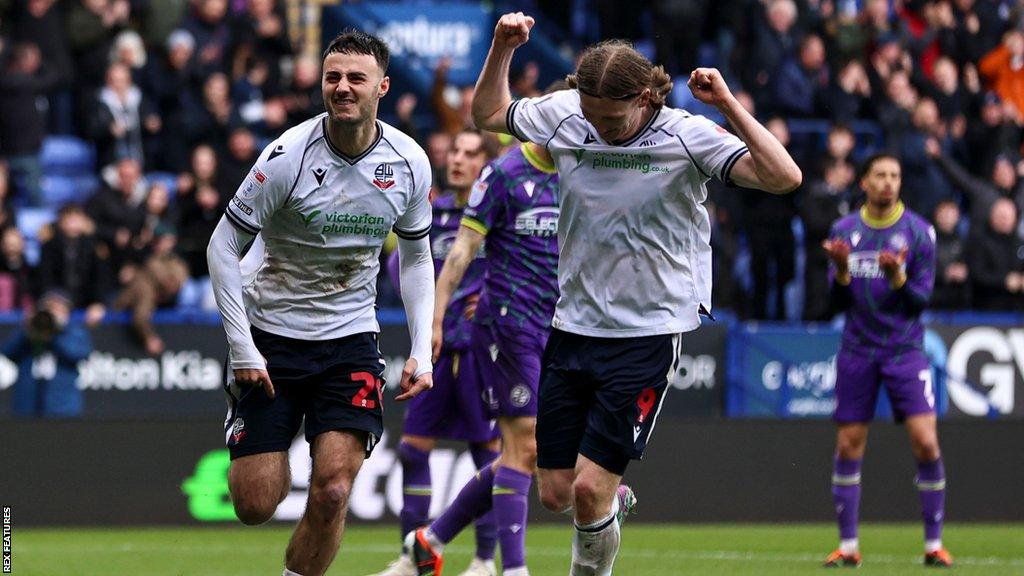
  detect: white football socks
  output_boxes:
[571,499,621,576]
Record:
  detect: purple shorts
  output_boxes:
[402,348,499,443]
[466,322,548,419]
[834,347,935,423]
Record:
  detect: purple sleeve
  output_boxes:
[896,222,936,312]
[386,248,402,295]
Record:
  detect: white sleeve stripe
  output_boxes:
[224,209,260,235]
[675,134,711,179]
[720,147,749,184]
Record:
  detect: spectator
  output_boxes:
[431,57,474,135]
[36,205,109,324]
[87,61,160,169]
[178,144,224,206]
[963,91,1022,177]
[818,58,873,122]
[743,0,800,113]
[86,156,147,277]
[64,0,131,91]
[282,54,323,126]
[182,72,235,151]
[0,228,34,312]
[509,61,542,98]
[875,69,918,136]
[775,34,831,117]
[8,0,75,134]
[743,117,798,320]
[176,175,221,282]
[931,200,971,309]
[134,0,188,49]
[109,29,148,81]
[426,131,452,192]
[894,97,953,217]
[133,182,178,259]
[0,42,57,206]
[929,56,967,120]
[113,231,189,356]
[4,289,91,418]
[0,167,13,231]
[217,127,258,196]
[825,0,895,67]
[229,0,291,90]
[979,30,1024,121]
[801,158,854,321]
[967,198,1024,311]
[930,142,1024,238]
[145,29,198,118]
[183,0,233,81]
[650,0,711,78]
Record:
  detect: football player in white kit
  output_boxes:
[408,12,802,576]
[207,30,435,576]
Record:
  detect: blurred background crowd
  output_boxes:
[0,0,1022,356]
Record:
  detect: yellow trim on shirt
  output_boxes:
[860,201,905,229]
[460,216,489,236]
[521,143,557,174]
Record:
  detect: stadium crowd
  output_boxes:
[0,0,1021,354]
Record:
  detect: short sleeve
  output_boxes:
[224,140,293,235]
[461,164,505,235]
[679,115,749,184]
[506,91,574,145]
[394,152,432,240]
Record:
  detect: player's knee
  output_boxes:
[309,478,351,518]
[912,439,941,462]
[539,485,571,513]
[233,497,278,526]
[836,433,867,459]
[571,476,605,515]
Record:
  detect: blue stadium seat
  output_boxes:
[17,207,58,266]
[146,171,179,197]
[40,175,101,206]
[40,136,96,175]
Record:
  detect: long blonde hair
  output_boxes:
[566,40,673,108]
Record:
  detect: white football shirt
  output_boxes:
[225,114,432,340]
[507,89,748,336]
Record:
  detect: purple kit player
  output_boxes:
[822,154,952,568]
[405,105,565,576]
[371,129,501,576]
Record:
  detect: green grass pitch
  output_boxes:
[12,523,1024,575]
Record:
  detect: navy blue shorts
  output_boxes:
[223,327,386,460]
[536,329,681,476]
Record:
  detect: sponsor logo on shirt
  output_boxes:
[301,210,390,238]
[848,252,885,279]
[514,207,559,237]
[232,196,254,216]
[572,150,670,174]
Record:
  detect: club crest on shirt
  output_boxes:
[850,231,862,247]
[889,234,908,251]
[373,163,395,190]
